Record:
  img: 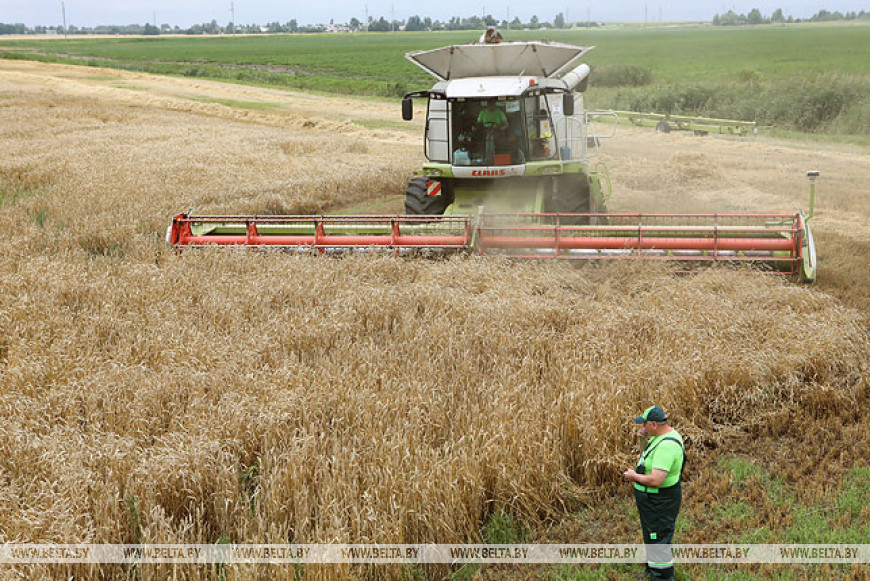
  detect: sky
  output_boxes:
[0,0,866,28]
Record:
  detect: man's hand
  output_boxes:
[623,469,638,482]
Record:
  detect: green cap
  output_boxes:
[634,405,667,423]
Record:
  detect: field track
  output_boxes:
[1,59,869,580]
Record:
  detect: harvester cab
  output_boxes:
[166,40,817,283]
[400,41,607,218]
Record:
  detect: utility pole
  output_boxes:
[507,5,510,29]
[391,4,395,31]
[230,2,235,32]
[61,1,67,38]
[364,4,369,31]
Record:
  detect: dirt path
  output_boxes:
[0,59,423,142]
[598,124,870,239]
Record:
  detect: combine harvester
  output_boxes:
[167,41,817,282]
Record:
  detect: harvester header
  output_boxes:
[167,211,815,280]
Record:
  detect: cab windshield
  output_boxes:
[450,96,557,166]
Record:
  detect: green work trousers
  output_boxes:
[633,483,681,581]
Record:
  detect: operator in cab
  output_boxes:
[476,100,508,131]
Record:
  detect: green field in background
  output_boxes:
[2,23,869,134]
[3,24,870,81]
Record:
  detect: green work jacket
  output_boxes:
[634,429,684,493]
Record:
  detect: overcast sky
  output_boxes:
[1,0,866,28]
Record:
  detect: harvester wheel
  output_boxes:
[655,120,671,133]
[404,177,453,215]
[550,173,592,224]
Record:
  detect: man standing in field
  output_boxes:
[479,26,504,44]
[623,405,684,581]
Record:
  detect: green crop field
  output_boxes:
[3,22,870,133]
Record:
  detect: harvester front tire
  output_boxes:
[551,173,593,225]
[404,177,452,215]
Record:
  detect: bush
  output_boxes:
[591,64,654,88]
[599,73,870,134]
[623,84,718,115]
[791,86,854,132]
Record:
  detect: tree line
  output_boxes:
[713,7,870,26]
[0,13,593,36]
[2,8,867,36]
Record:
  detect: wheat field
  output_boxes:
[1,60,869,580]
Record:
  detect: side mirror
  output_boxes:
[402,98,413,121]
[563,93,575,116]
